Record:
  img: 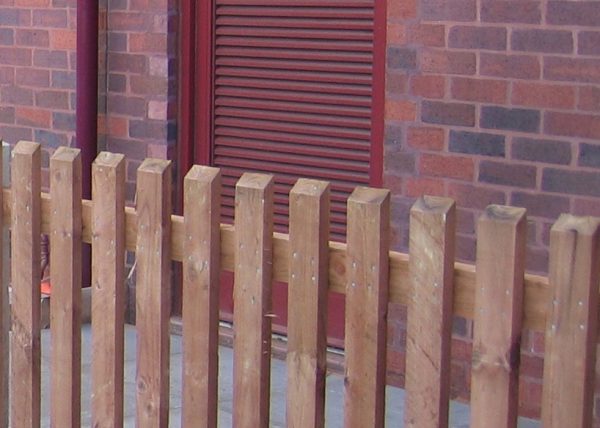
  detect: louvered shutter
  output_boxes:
[212,0,374,238]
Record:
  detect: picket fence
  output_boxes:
[0,141,596,427]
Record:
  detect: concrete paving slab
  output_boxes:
[37,324,540,427]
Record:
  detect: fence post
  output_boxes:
[135,159,172,427]
[91,152,126,428]
[287,179,330,428]
[10,141,41,428]
[471,205,526,427]
[405,196,455,428]
[233,173,274,428]
[50,147,82,428]
[344,186,390,428]
[542,214,600,428]
[182,166,221,428]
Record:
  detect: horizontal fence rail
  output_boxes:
[1,141,598,427]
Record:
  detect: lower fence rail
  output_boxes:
[0,141,598,428]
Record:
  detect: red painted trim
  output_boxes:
[369,0,386,188]
[177,0,195,211]
[76,0,98,198]
[76,0,98,289]
[194,0,214,165]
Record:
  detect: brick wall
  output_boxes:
[0,0,77,186]
[385,0,600,422]
[0,0,177,196]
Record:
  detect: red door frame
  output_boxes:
[178,0,387,344]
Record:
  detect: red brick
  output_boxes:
[545,111,600,139]
[385,70,407,95]
[422,100,475,126]
[480,53,540,79]
[15,0,48,6]
[0,85,33,105]
[33,49,68,69]
[447,182,506,210]
[107,95,146,117]
[456,233,476,262]
[385,99,416,121]
[407,126,445,151]
[420,49,476,75]
[518,379,542,419]
[574,197,600,217]
[15,68,49,87]
[15,106,51,127]
[409,74,445,99]
[382,174,402,194]
[479,160,537,189]
[128,33,167,53]
[106,116,128,138]
[456,208,475,235]
[129,0,167,11]
[388,0,416,20]
[108,12,154,31]
[384,145,416,174]
[422,0,476,22]
[450,361,471,400]
[106,137,148,159]
[510,192,570,219]
[0,67,14,85]
[131,75,169,96]
[386,23,406,45]
[481,0,541,24]
[0,125,33,143]
[387,47,416,71]
[451,77,508,104]
[108,53,146,74]
[49,29,76,50]
[545,57,600,84]
[32,9,68,28]
[0,28,13,45]
[0,8,30,26]
[451,337,472,360]
[0,47,31,66]
[405,177,445,197]
[547,1,600,27]
[419,153,475,181]
[579,31,600,55]
[16,29,49,48]
[407,24,445,47]
[511,29,573,54]
[0,106,15,124]
[147,100,169,120]
[511,82,575,109]
[448,25,507,51]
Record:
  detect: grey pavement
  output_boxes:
[38,324,540,427]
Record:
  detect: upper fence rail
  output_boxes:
[0,159,551,330]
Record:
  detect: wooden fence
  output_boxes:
[0,141,597,427]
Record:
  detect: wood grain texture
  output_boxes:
[0,187,556,332]
[233,173,274,428]
[286,179,329,428]
[135,159,172,428]
[10,141,41,428]
[50,147,82,428]
[91,152,126,428]
[542,214,600,428]
[405,196,455,428]
[344,187,390,428]
[182,166,221,428]
[471,205,526,428]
